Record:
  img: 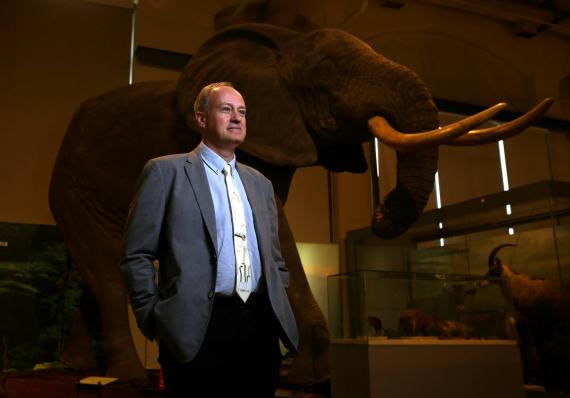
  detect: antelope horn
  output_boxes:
[368,102,507,152]
[445,98,553,146]
[488,244,516,268]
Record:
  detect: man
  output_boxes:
[120,82,298,397]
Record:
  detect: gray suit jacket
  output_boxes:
[120,146,298,363]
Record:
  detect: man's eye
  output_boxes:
[239,110,246,116]
[221,107,231,112]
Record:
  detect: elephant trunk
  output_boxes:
[369,100,489,239]
[372,150,437,239]
[368,92,552,239]
[371,77,440,240]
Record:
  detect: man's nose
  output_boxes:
[231,111,243,121]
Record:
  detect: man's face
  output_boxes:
[195,86,247,157]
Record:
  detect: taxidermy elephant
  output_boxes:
[49,22,551,383]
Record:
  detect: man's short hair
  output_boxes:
[193,82,234,115]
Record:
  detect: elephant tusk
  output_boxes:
[443,98,554,146]
[368,102,507,152]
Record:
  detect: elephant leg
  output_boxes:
[275,197,330,385]
[60,290,97,369]
[50,182,147,383]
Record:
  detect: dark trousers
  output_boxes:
[159,293,282,398]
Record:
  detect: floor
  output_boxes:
[0,369,330,398]
[1,370,569,397]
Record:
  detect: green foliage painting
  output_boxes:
[0,222,83,371]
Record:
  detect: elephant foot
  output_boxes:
[287,324,330,385]
[60,310,97,370]
[60,346,97,370]
[105,356,149,386]
[104,336,150,386]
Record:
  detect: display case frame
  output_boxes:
[327,270,525,398]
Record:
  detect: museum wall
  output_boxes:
[1,0,569,248]
[0,0,132,225]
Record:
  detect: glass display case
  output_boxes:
[346,181,570,285]
[327,270,515,341]
[327,270,525,398]
[341,180,570,396]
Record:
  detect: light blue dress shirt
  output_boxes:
[200,142,262,295]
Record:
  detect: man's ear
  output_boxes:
[194,111,206,128]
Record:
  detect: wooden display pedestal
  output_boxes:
[0,370,164,398]
[331,338,525,398]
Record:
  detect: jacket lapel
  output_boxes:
[184,148,217,250]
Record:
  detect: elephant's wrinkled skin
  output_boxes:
[50,23,542,383]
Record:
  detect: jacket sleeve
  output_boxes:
[119,160,165,340]
[266,180,290,288]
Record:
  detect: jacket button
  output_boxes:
[208,291,214,299]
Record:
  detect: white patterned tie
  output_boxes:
[222,164,252,303]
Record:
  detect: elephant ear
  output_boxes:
[177,23,317,167]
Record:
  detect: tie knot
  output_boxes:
[223,164,232,177]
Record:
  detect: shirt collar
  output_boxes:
[199,141,236,175]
